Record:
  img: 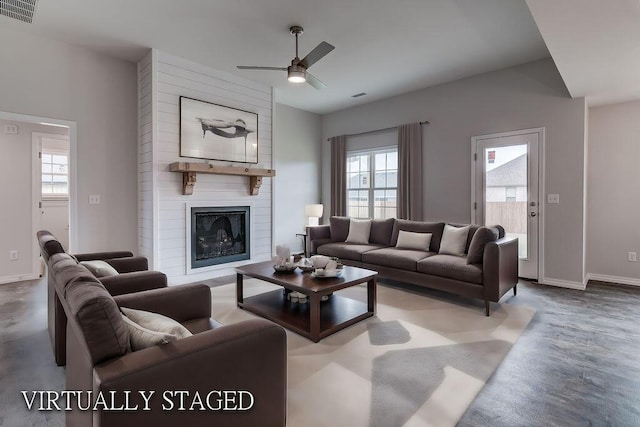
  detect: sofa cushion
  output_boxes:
[466,226,499,264]
[439,224,471,256]
[346,219,372,244]
[369,218,395,246]
[317,242,383,261]
[391,220,445,251]
[363,247,436,271]
[120,307,192,351]
[330,216,351,242]
[396,231,432,251]
[417,255,483,284]
[80,260,120,278]
[65,280,130,364]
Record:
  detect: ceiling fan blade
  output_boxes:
[237,66,287,71]
[305,72,327,90]
[300,41,335,69]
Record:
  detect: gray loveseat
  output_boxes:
[308,216,519,315]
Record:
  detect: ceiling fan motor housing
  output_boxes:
[287,64,306,83]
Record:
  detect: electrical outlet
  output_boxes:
[547,194,560,204]
[88,194,101,205]
[628,252,637,262]
[9,250,18,261]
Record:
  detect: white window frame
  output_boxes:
[41,147,70,200]
[346,146,397,219]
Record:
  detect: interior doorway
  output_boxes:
[471,128,544,280]
[0,111,76,284]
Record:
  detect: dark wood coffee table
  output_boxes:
[236,261,377,342]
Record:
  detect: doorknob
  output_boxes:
[530,212,537,217]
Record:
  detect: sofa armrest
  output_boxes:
[113,284,211,322]
[73,251,133,262]
[308,225,333,254]
[105,256,149,273]
[483,237,519,302]
[100,271,167,296]
[93,319,287,427]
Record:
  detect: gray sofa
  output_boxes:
[308,216,519,315]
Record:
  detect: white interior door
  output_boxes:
[33,133,70,250]
[472,129,542,280]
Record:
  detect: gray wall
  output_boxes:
[587,100,640,284]
[322,58,587,285]
[0,26,138,254]
[274,103,322,253]
[0,120,68,280]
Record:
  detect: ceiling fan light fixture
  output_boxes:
[287,64,306,83]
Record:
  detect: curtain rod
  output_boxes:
[326,121,429,141]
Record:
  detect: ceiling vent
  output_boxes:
[0,0,38,24]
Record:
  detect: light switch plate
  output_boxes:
[547,194,560,204]
[4,125,18,134]
[88,195,101,205]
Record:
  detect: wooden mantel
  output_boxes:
[169,162,276,196]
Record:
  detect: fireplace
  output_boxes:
[190,206,250,269]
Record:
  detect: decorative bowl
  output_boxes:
[312,268,344,279]
[297,258,315,273]
[274,262,297,273]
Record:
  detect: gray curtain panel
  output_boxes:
[397,122,423,220]
[330,135,347,216]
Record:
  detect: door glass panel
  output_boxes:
[484,144,528,259]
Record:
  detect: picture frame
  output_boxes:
[179,96,258,164]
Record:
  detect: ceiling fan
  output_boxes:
[237,26,335,89]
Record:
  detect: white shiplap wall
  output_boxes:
[139,50,274,284]
[138,51,154,264]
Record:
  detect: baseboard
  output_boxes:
[539,277,586,290]
[585,273,640,288]
[0,273,40,285]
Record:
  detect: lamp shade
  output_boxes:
[304,204,324,218]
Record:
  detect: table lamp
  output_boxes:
[304,204,324,226]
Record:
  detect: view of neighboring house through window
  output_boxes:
[347,148,397,219]
[41,151,69,197]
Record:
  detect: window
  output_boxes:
[505,186,517,202]
[41,151,69,197]
[347,148,397,219]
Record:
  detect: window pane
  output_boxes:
[42,183,52,194]
[387,171,397,187]
[348,172,360,189]
[42,163,52,173]
[375,153,386,171]
[42,174,53,184]
[51,183,68,194]
[42,154,52,163]
[52,155,68,165]
[347,157,359,173]
[53,164,68,174]
[374,171,386,188]
[52,175,67,183]
[387,151,398,169]
[359,155,369,172]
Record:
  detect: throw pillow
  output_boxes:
[345,219,372,244]
[120,307,193,339]
[466,226,499,264]
[80,260,119,278]
[396,230,432,251]
[121,315,179,351]
[439,224,471,256]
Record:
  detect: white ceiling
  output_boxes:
[527,0,640,107]
[4,1,639,112]
[2,0,554,114]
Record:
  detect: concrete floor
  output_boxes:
[1,277,640,426]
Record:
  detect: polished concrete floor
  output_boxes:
[1,277,640,426]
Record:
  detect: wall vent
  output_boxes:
[0,0,38,24]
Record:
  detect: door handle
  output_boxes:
[530,212,537,217]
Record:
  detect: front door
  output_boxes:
[472,129,542,280]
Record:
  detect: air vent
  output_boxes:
[0,0,38,24]
[351,92,367,98]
